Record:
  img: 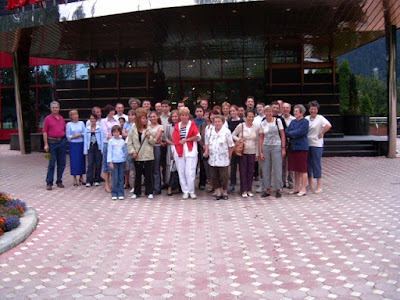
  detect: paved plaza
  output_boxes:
[0,144,399,299]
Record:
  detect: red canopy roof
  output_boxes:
[0,51,86,68]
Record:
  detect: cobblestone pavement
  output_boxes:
[0,144,399,299]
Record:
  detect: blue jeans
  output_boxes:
[111,162,125,197]
[153,146,162,193]
[87,144,103,184]
[307,147,323,178]
[46,138,67,186]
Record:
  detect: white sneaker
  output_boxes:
[129,187,135,193]
[247,192,254,197]
[242,192,248,198]
[131,194,137,199]
[189,193,197,199]
[182,193,189,199]
[111,196,117,200]
[118,196,124,200]
[94,182,100,187]
[147,194,154,199]
[256,186,263,193]
[86,183,91,187]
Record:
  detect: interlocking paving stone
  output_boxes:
[1,144,400,299]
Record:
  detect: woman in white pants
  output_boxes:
[172,107,201,199]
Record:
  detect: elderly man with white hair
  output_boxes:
[43,101,67,190]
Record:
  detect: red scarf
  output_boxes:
[172,120,199,157]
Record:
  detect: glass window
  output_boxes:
[222,58,243,79]
[163,60,180,80]
[244,58,264,78]
[57,65,76,81]
[76,64,90,80]
[181,83,196,105]
[38,65,54,85]
[180,59,200,79]
[166,82,180,106]
[246,80,264,102]
[272,48,299,64]
[227,81,243,106]
[214,82,228,105]
[1,68,14,86]
[38,87,55,128]
[202,59,221,79]
[1,88,17,129]
[29,67,36,85]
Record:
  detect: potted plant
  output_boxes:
[338,60,370,135]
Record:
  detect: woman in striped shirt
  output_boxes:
[172,107,201,199]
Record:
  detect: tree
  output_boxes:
[359,93,374,115]
[338,60,351,114]
[357,76,387,116]
[348,73,359,115]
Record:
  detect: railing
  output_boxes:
[370,116,400,126]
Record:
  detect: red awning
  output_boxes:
[0,52,86,68]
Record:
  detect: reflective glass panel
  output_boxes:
[38,87,55,128]
[38,65,54,85]
[76,64,90,80]
[57,65,76,81]
[0,68,13,86]
[180,59,200,79]
[1,88,17,129]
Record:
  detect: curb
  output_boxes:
[0,207,38,255]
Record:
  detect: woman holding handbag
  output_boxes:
[126,108,156,199]
[232,109,259,198]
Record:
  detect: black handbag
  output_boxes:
[169,161,180,190]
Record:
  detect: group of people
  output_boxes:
[43,96,331,200]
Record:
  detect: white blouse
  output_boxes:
[206,126,234,167]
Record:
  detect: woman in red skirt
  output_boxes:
[285,104,309,196]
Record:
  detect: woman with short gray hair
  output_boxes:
[285,104,309,197]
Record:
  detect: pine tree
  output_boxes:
[360,93,374,115]
[338,60,351,114]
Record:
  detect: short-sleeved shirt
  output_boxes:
[206,126,234,167]
[283,114,296,128]
[124,122,132,134]
[43,114,66,138]
[306,114,331,147]
[101,117,119,143]
[260,117,283,146]
[148,124,164,147]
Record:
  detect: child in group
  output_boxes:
[122,110,136,191]
[107,125,127,200]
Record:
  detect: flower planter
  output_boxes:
[343,115,370,135]
[9,133,44,152]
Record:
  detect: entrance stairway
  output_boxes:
[323,135,387,157]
